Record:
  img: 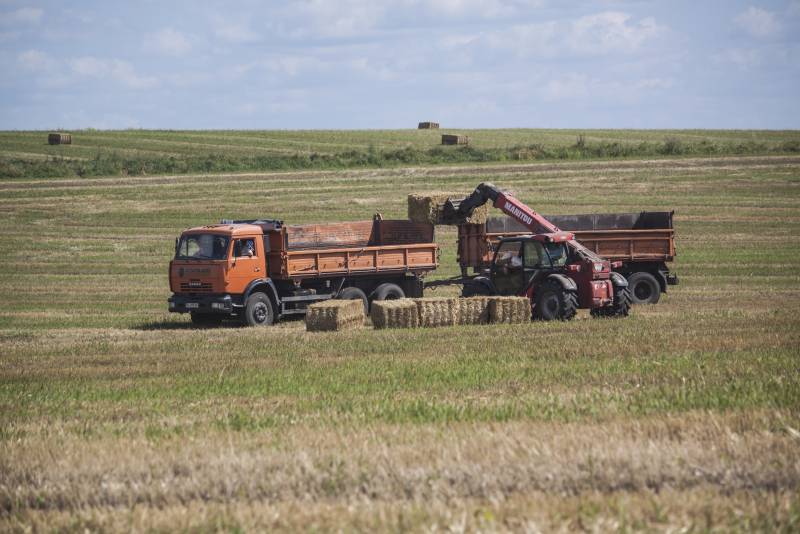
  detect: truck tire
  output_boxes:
[190,313,223,327]
[533,281,578,321]
[627,272,661,305]
[591,285,632,318]
[370,283,405,303]
[244,292,274,327]
[337,286,369,314]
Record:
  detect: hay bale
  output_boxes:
[418,122,440,129]
[489,297,531,324]
[415,297,458,328]
[305,299,365,332]
[48,133,71,145]
[456,297,492,325]
[371,299,419,329]
[407,193,490,225]
[441,134,469,145]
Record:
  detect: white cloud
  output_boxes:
[735,7,781,38]
[542,74,589,102]
[17,50,50,71]
[70,57,159,89]
[714,48,761,69]
[144,28,192,57]
[569,12,662,55]
[212,19,261,43]
[0,7,43,25]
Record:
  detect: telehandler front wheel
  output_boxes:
[533,281,578,321]
[591,285,632,318]
[244,292,275,327]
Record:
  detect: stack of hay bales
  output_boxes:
[415,297,458,327]
[305,299,365,332]
[407,193,490,225]
[371,299,419,329]
[489,297,531,324]
[456,297,492,325]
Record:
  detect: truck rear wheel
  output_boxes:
[627,272,661,305]
[533,281,578,321]
[244,293,274,327]
[337,286,369,314]
[591,285,631,318]
[370,283,405,302]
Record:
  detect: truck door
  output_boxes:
[492,240,524,295]
[522,240,550,290]
[227,236,265,294]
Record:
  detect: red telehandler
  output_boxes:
[435,182,631,320]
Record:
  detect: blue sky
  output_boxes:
[1,1,798,129]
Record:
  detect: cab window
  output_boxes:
[523,241,547,268]
[233,238,256,258]
[495,241,522,269]
[545,243,568,267]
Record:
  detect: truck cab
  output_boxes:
[168,224,266,324]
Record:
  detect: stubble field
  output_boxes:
[1,131,799,531]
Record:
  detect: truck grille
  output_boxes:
[180,281,213,292]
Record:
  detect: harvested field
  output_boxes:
[305,299,364,332]
[1,137,799,530]
[407,192,490,224]
[370,299,419,329]
[489,297,531,324]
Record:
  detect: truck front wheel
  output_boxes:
[627,272,661,305]
[244,293,274,327]
[533,281,578,321]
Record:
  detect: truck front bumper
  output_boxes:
[168,293,237,314]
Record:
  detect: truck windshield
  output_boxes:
[176,234,230,260]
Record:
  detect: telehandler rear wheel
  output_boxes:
[533,281,578,321]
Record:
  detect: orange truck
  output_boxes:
[457,212,678,304]
[168,216,438,326]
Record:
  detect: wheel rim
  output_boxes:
[634,282,652,301]
[542,293,559,317]
[253,303,268,323]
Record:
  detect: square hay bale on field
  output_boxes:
[407,193,489,225]
[456,297,492,325]
[489,296,531,324]
[305,299,365,332]
[371,299,419,329]
[415,297,458,328]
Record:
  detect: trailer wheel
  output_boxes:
[371,283,405,303]
[244,292,274,327]
[190,313,223,327]
[533,281,578,321]
[337,286,369,314]
[627,272,661,305]
[591,285,631,318]
[462,281,491,297]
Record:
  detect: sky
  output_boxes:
[1,0,799,130]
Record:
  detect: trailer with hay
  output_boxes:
[457,212,678,304]
[416,183,632,321]
[168,215,438,327]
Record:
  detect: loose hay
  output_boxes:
[456,297,492,325]
[489,296,531,324]
[370,299,419,329]
[407,193,489,225]
[415,297,458,328]
[305,299,365,332]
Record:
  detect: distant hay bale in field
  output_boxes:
[305,299,364,332]
[441,134,469,145]
[407,193,489,225]
[489,297,530,324]
[371,299,419,329]
[456,297,491,325]
[48,133,72,145]
[418,121,440,129]
[415,297,458,328]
